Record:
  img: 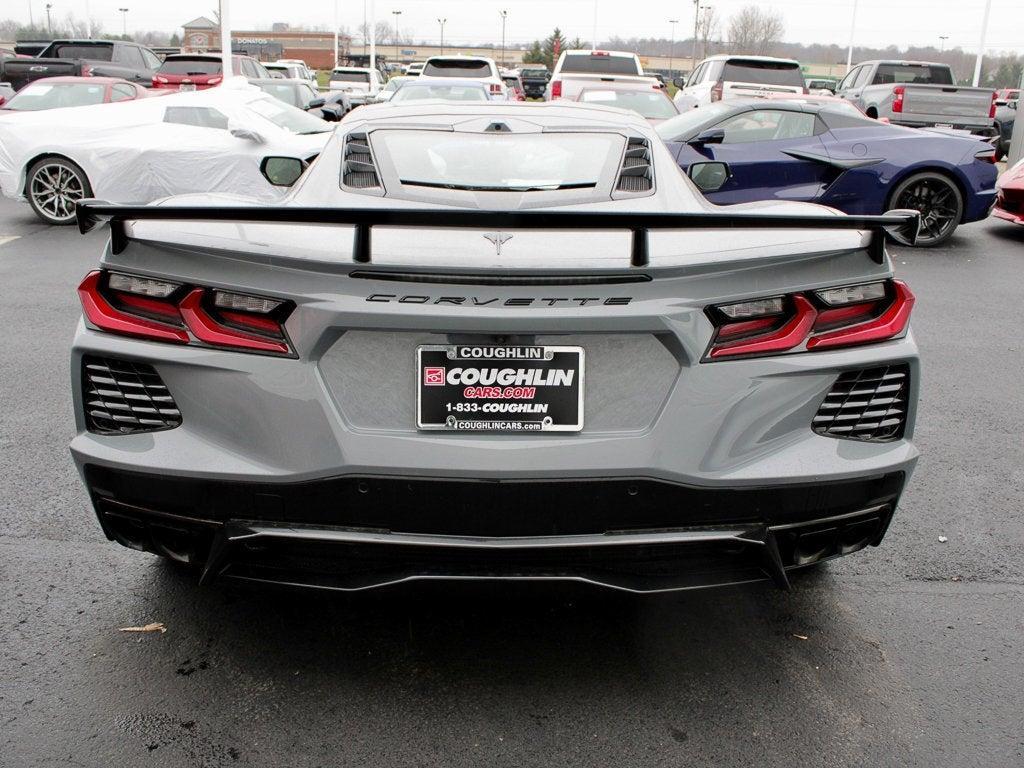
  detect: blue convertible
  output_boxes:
[656,100,998,246]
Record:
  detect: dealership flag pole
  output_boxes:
[846,0,858,71]
[369,0,376,77]
[972,0,992,87]
[219,0,232,77]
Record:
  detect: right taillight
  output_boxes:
[892,85,904,113]
[78,270,295,356]
[706,279,914,360]
[710,81,723,101]
[989,90,998,119]
[551,80,562,98]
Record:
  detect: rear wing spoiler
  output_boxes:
[76,200,920,266]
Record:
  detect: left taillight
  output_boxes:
[78,270,295,356]
[705,279,914,360]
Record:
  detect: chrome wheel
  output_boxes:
[27,159,90,225]
[890,173,962,247]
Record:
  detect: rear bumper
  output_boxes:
[83,465,907,593]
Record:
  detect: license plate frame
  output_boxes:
[416,344,585,433]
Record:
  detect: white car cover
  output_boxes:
[0,80,331,205]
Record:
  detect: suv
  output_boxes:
[152,54,270,90]
[328,67,386,103]
[674,55,806,105]
[421,55,507,100]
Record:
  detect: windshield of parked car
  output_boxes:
[579,90,677,118]
[244,95,330,134]
[722,60,805,87]
[559,54,639,75]
[373,131,621,191]
[871,63,954,85]
[332,70,370,82]
[3,81,108,110]
[390,83,490,102]
[423,60,491,78]
[158,58,221,75]
[521,68,548,78]
[655,101,735,140]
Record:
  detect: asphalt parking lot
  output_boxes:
[0,195,1021,768]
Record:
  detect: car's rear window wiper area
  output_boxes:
[399,180,597,192]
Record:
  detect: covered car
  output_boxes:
[0,81,332,224]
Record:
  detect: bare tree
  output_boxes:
[727,6,784,56]
[698,7,721,60]
[357,20,392,46]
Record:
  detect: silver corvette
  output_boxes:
[70,102,921,593]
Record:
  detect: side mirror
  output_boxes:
[688,161,731,193]
[688,128,725,146]
[260,156,306,187]
[229,121,265,143]
[673,76,685,89]
[307,97,326,109]
[319,104,343,122]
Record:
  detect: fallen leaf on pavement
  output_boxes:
[118,622,166,634]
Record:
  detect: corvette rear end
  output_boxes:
[69,102,921,593]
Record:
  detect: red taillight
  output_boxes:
[153,75,168,85]
[710,81,723,102]
[989,90,997,119]
[892,85,904,113]
[78,271,293,355]
[806,281,915,351]
[802,86,809,95]
[82,64,94,77]
[975,148,997,164]
[207,76,223,86]
[706,280,913,359]
[551,80,562,98]
[78,271,189,343]
[489,82,502,94]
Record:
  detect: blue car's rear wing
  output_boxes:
[76,200,920,266]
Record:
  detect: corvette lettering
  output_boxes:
[367,294,631,307]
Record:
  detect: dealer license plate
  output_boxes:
[417,345,584,432]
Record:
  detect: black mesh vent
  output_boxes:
[615,137,653,195]
[813,365,910,442]
[342,132,381,190]
[82,356,181,435]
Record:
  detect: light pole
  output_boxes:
[972,0,993,87]
[690,0,700,69]
[333,0,339,67]
[118,7,129,37]
[846,0,859,71]
[437,17,446,55]
[939,35,948,53]
[499,10,508,69]
[392,10,401,57]
[668,19,678,80]
[45,3,52,35]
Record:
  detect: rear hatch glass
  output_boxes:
[332,70,370,82]
[48,43,114,61]
[5,82,107,110]
[423,60,491,77]
[371,131,622,192]
[560,54,639,75]
[722,60,804,87]
[158,58,221,75]
[871,64,954,85]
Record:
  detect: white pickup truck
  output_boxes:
[835,60,997,138]
[545,50,661,101]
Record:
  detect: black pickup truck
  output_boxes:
[0,39,162,91]
[520,66,550,99]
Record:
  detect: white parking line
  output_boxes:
[0,236,21,247]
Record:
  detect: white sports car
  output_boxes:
[0,82,332,225]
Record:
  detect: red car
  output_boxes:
[152,53,270,91]
[0,76,151,112]
[993,162,1024,226]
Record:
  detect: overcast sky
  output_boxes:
[17,0,1024,53]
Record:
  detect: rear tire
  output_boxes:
[887,171,963,247]
[25,156,92,226]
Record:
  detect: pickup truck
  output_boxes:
[835,60,996,137]
[545,50,660,101]
[0,39,162,92]
[519,66,550,99]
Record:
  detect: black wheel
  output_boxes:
[887,171,963,247]
[25,156,92,225]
